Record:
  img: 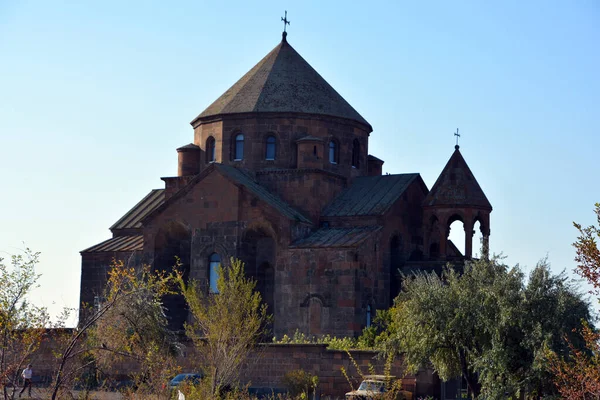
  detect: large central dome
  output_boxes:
[192,35,371,130]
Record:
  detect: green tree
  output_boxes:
[0,248,49,400]
[178,258,270,397]
[386,256,592,399]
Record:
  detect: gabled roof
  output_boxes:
[110,189,165,231]
[322,174,422,217]
[423,146,492,210]
[81,235,143,253]
[192,36,371,130]
[215,164,311,223]
[290,226,381,248]
[144,163,311,225]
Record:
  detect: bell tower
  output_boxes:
[423,144,492,259]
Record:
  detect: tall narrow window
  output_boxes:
[329,140,337,164]
[209,253,221,293]
[206,136,216,163]
[265,135,276,160]
[366,305,372,328]
[234,134,244,161]
[352,139,360,168]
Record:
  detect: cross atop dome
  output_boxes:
[281,11,290,41]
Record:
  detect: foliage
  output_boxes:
[88,260,180,394]
[49,258,179,400]
[281,369,318,397]
[545,203,600,398]
[274,312,392,351]
[573,203,600,294]
[386,255,592,399]
[0,248,49,400]
[178,258,270,397]
[546,321,600,398]
[340,350,409,400]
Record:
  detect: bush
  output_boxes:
[281,369,318,397]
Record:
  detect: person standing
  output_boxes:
[19,364,32,398]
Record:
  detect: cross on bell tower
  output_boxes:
[454,128,460,149]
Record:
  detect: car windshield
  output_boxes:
[172,374,198,383]
[358,381,385,392]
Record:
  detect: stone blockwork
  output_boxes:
[235,344,440,398]
[193,114,370,184]
[25,336,440,398]
[81,34,493,341]
[79,251,140,320]
[257,169,347,223]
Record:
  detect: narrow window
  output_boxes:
[234,134,244,161]
[206,136,216,163]
[352,139,360,168]
[366,305,372,328]
[209,253,221,293]
[329,141,337,164]
[265,135,276,160]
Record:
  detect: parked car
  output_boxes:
[168,373,203,390]
[345,375,412,400]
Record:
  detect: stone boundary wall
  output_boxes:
[179,343,439,398]
[24,336,439,398]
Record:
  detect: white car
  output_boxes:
[345,378,387,399]
[345,376,412,400]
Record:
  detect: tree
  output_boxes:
[545,203,600,398]
[0,248,49,400]
[574,203,600,294]
[178,258,270,397]
[546,321,600,399]
[386,256,592,399]
[49,259,179,399]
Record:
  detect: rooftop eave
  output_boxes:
[190,110,373,132]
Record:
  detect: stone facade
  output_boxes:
[80,35,492,339]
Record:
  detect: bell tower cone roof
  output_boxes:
[423,146,492,210]
[192,35,371,130]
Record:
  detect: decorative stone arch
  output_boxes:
[194,240,233,288]
[473,211,491,258]
[327,136,340,164]
[153,219,192,331]
[263,131,279,161]
[300,293,328,335]
[361,295,375,328]
[426,215,441,260]
[446,213,467,258]
[352,138,361,168]
[205,135,216,163]
[230,129,245,161]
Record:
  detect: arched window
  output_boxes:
[265,135,276,160]
[328,140,337,164]
[209,253,221,293]
[234,134,244,161]
[206,136,216,163]
[366,305,372,328]
[352,139,360,168]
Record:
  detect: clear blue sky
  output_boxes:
[1,0,599,322]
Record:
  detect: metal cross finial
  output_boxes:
[454,128,460,148]
[281,11,290,33]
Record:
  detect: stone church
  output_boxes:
[80,31,492,337]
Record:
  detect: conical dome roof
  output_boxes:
[423,146,492,210]
[192,35,371,130]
